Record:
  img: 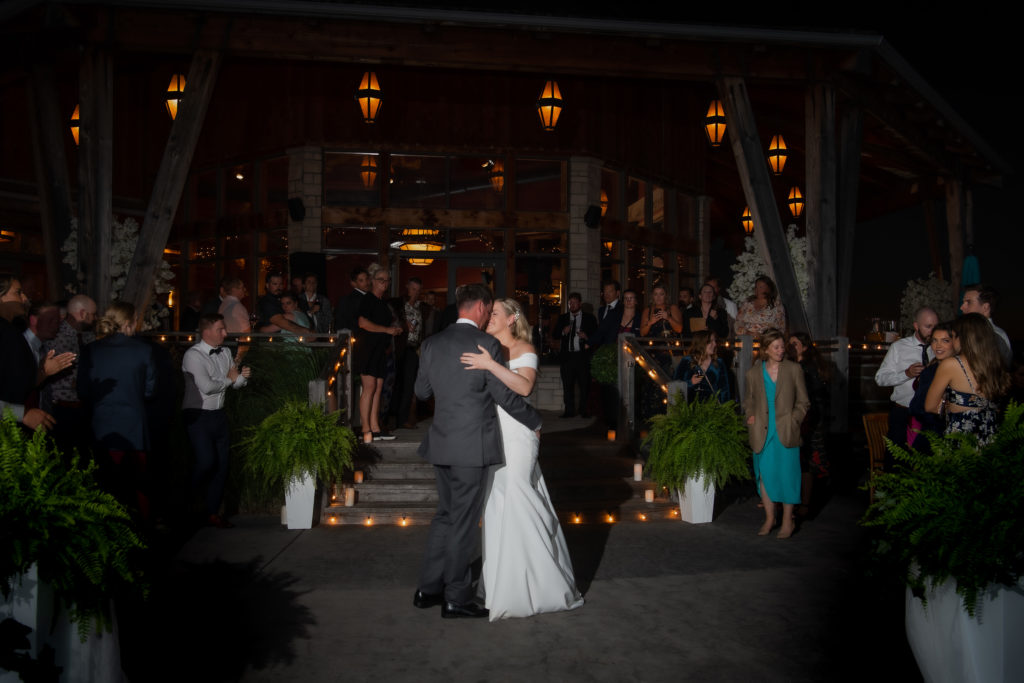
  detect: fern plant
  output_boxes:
[642,391,751,492]
[590,344,617,385]
[862,401,1024,616]
[238,401,356,501]
[0,412,146,639]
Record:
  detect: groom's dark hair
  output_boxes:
[456,283,493,311]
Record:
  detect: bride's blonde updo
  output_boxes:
[494,298,532,343]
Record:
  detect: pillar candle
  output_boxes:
[354,470,364,484]
[344,487,355,507]
[645,489,655,503]
[633,463,643,481]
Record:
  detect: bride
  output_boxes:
[461,298,584,620]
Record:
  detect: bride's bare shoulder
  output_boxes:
[509,340,537,360]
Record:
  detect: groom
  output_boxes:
[412,283,542,618]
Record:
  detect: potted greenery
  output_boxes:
[862,401,1024,682]
[642,391,750,523]
[1,412,145,680]
[239,401,356,529]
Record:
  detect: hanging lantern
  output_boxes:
[741,207,754,235]
[488,160,504,192]
[600,189,609,216]
[704,100,726,147]
[787,186,805,217]
[399,227,442,266]
[165,74,186,120]
[361,155,378,189]
[355,71,382,124]
[536,80,563,131]
[767,135,788,175]
[70,104,80,146]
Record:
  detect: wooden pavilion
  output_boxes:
[0,1,1007,337]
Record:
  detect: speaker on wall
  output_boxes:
[584,205,601,229]
[288,197,305,222]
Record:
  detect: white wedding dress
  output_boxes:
[480,352,584,621]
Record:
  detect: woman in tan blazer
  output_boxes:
[744,327,810,538]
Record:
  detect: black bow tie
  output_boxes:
[209,347,223,355]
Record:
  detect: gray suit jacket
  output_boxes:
[415,321,542,467]
[744,359,809,453]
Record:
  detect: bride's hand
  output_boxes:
[460,345,494,370]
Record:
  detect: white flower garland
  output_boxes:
[898,273,956,334]
[728,224,808,306]
[62,216,175,330]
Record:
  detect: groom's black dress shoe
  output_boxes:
[413,590,443,608]
[441,601,489,619]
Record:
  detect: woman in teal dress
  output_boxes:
[744,328,809,539]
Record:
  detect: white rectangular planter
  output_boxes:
[284,471,318,529]
[1,565,125,683]
[905,580,1024,683]
[676,474,715,524]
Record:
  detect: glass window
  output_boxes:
[263,156,289,227]
[627,176,646,228]
[223,228,252,259]
[324,152,380,207]
[450,157,504,210]
[516,159,566,212]
[390,154,447,208]
[189,238,218,261]
[224,164,254,215]
[652,185,665,231]
[324,226,379,251]
[514,230,566,255]
[450,229,503,253]
[600,168,619,221]
[513,256,566,359]
[195,170,217,220]
[390,227,445,260]
[260,228,288,255]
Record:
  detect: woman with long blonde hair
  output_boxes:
[460,297,583,620]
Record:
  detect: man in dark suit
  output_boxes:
[591,280,623,348]
[413,283,542,619]
[555,292,598,418]
[591,281,624,429]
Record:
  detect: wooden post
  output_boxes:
[836,106,862,338]
[945,179,965,298]
[122,50,222,320]
[26,63,73,300]
[804,84,838,338]
[77,48,114,306]
[717,76,810,335]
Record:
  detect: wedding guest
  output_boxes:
[745,327,809,539]
[78,301,157,518]
[674,330,729,402]
[640,285,682,340]
[678,286,695,314]
[396,277,423,429]
[591,280,623,348]
[736,276,786,337]
[182,313,251,528]
[875,306,937,458]
[705,276,738,331]
[960,283,1012,366]
[218,277,251,333]
[354,264,402,442]
[787,332,829,517]
[334,266,369,334]
[280,293,313,333]
[684,283,729,339]
[924,313,1009,446]
[555,292,597,418]
[256,273,309,335]
[43,293,97,451]
[618,289,641,336]
[908,320,956,454]
[299,273,333,334]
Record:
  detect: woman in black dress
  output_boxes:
[354,264,402,443]
[683,283,729,339]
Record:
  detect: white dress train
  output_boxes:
[480,352,584,620]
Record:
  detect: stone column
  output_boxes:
[287,146,323,254]
[568,156,603,310]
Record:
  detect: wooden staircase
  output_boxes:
[323,415,680,526]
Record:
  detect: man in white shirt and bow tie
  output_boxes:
[182,313,251,528]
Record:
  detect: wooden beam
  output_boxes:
[123,50,222,320]
[836,106,862,336]
[804,83,838,338]
[26,63,72,300]
[946,178,965,297]
[717,76,810,335]
[77,47,114,306]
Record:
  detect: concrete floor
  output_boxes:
[119,436,922,682]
